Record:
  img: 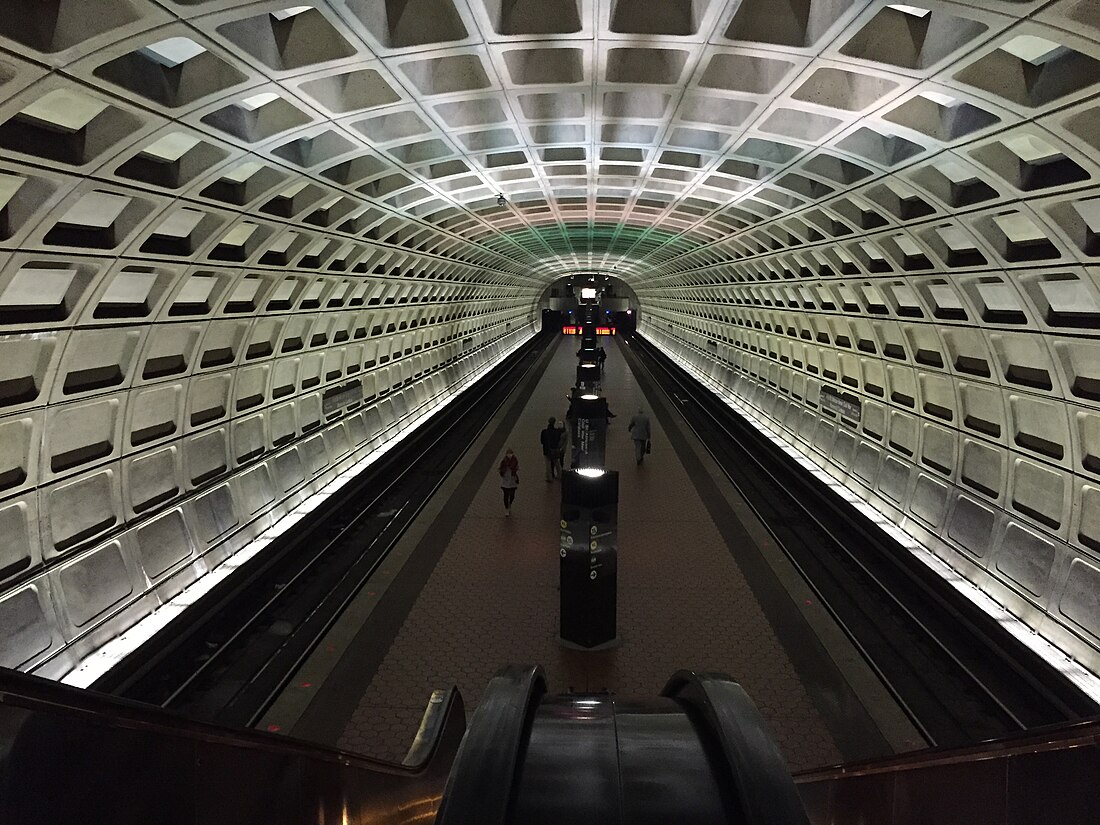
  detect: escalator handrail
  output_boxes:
[435,664,547,825]
[0,665,461,775]
[795,715,1100,782]
[403,688,464,768]
[664,670,810,825]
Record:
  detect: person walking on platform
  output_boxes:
[541,417,562,481]
[554,420,567,476]
[597,346,607,375]
[499,448,519,516]
[628,408,651,466]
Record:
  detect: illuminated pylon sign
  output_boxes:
[559,469,619,649]
[570,391,607,468]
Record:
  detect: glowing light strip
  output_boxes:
[647,334,1100,704]
[62,334,534,688]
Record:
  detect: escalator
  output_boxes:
[1,663,1096,824]
[0,666,465,825]
[435,666,808,825]
[795,717,1100,825]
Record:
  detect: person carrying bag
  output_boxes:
[499,448,519,516]
[540,417,561,481]
[627,408,652,466]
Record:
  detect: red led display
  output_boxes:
[562,325,614,334]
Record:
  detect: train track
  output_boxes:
[94,331,555,727]
[627,333,1096,748]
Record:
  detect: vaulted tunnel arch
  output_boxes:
[1,0,1099,687]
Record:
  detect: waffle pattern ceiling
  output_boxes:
[1,1,1096,276]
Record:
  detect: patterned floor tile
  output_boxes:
[336,337,844,772]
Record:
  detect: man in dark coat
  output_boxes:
[541,416,561,480]
[627,408,651,466]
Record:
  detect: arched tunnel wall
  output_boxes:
[0,249,539,677]
[1,0,1099,682]
[0,10,543,673]
[633,134,1100,671]
[0,238,539,677]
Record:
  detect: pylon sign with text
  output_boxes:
[570,392,607,468]
[559,469,618,648]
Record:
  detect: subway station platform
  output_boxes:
[261,333,924,772]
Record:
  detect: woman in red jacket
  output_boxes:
[499,448,519,516]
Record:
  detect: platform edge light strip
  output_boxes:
[642,333,1100,706]
[62,331,536,688]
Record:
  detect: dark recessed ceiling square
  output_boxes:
[724,0,856,48]
[433,97,507,128]
[603,91,671,119]
[504,49,584,85]
[217,7,355,71]
[300,68,401,113]
[607,48,687,84]
[601,123,659,143]
[759,108,842,141]
[401,54,491,96]
[602,147,646,162]
[529,123,586,144]
[699,53,793,94]
[482,0,582,35]
[791,67,900,111]
[346,0,468,49]
[609,0,698,35]
[518,92,586,120]
[679,95,757,127]
[352,110,430,143]
[458,128,519,151]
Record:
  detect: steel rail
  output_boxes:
[163,332,555,722]
[626,334,1065,746]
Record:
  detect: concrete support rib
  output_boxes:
[0,0,1098,691]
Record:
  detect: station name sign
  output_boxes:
[820,385,862,422]
[322,379,363,416]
